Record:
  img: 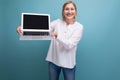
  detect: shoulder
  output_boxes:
[51,19,63,24]
[50,19,64,27]
[50,19,63,29]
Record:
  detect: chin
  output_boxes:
[65,16,74,19]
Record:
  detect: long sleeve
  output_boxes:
[49,19,59,33]
[56,24,83,50]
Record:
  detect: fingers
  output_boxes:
[52,32,58,38]
[16,26,22,34]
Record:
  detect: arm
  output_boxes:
[50,19,59,33]
[56,26,83,50]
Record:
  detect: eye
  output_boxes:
[65,8,69,11]
[71,8,75,11]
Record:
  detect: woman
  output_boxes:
[17,1,83,80]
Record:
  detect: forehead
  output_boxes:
[64,3,75,8]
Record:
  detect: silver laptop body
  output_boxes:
[20,13,52,40]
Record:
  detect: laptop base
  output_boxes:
[20,35,53,40]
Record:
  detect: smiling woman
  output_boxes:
[45,1,83,80]
[16,1,83,80]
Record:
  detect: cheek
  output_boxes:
[72,10,76,14]
[63,10,68,14]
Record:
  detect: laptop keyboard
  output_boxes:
[23,31,50,36]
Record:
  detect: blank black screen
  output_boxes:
[23,14,49,29]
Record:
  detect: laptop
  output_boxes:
[20,13,53,40]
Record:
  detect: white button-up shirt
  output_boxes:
[46,19,83,68]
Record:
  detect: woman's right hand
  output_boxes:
[52,32,58,38]
[16,26,22,34]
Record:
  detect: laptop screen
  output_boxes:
[22,13,49,30]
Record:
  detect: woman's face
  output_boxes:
[63,3,77,21]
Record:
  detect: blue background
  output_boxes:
[0,0,120,80]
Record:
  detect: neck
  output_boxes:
[65,19,75,25]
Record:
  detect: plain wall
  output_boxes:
[0,0,120,80]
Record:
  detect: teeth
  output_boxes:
[67,15,72,17]
[67,14,72,16]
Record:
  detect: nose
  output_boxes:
[68,9,72,13]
